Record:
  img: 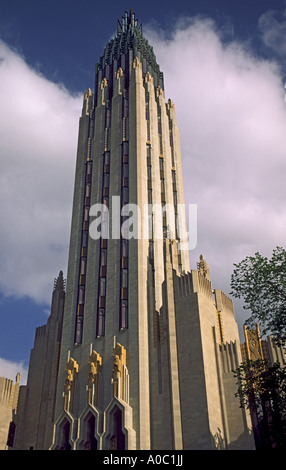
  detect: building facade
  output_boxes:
[12,272,65,450]
[12,11,254,450]
[0,374,20,449]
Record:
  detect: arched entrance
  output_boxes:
[59,419,72,450]
[110,406,125,450]
[75,406,101,450]
[102,398,136,450]
[83,414,98,450]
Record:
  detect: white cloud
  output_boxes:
[145,17,286,331]
[258,8,286,56]
[0,357,28,385]
[0,40,82,304]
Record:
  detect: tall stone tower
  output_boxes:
[51,10,192,450]
[12,11,254,450]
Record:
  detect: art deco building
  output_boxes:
[11,11,254,450]
[0,374,20,449]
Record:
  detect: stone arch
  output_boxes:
[102,398,136,450]
[76,406,101,450]
[50,412,75,450]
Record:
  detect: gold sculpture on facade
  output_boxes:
[64,357,79,412]
[88,350,102,406]
[112,342,127,400]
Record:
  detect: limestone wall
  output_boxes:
[0,375,20,449]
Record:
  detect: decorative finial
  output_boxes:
[53,270,66,292]
[117,9,141,34]
[197,254,210,279]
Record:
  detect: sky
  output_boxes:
[0,0,286,384]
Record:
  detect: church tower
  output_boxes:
[51,10,190,450]
[29,11,253,450]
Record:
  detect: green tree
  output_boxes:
[230,246,286,339]
[234,359,286,449]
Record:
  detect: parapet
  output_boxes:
[34,324,47,347]
[219,340,240,373]
[0,374,20,410]
[214,289,234,316]
[174,269,213,302]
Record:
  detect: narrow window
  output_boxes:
[147,165,152,181]
[104,173,110,189]
[78,286,85,304]
[121,239,128,258]
[122,187,128,205]
[120,300,128,330]
[104,151,110,166]
[122,163,128,179]
[86,161,92,175]
[121,268,128,288]
[75,315,83,344]
[146,144,151,159]
[105,108,111,128]
[100,248,107,266]
[148,189,152,204]
[99,277,106,297]
[172,170,176,184]
[123,98,128,117]
[82,231,88,247]
[84,207,89,222]
[80,258,87,276]
[173,191,177,206]
[123,142,129,156]
[158,114,162,134]
[101,221,109,239]
[97,308,105,336]
[85,183,91,198]
[102,198,109,225]
[86,161,92,182]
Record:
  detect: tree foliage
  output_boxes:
[234,359,286,448]
[230,246,286,339]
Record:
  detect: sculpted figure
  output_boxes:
[64,357,79,412]
[112,343,126,399]
[88,351,102,406]
[197,254,210,279]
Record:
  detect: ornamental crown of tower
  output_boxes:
[96,9,164,92]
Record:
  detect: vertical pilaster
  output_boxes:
[167,100,190,273]
[54,90,93,422]
[128,57,151,450]
[164,242,183,449]
[145,74,164,312]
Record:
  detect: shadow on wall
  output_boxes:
[211,428,255,450]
